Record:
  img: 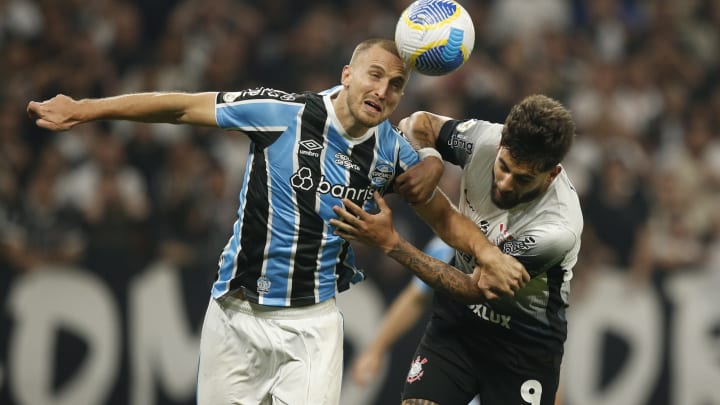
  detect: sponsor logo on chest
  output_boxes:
[468,303,512,329]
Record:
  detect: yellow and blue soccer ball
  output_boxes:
[395,0,475,76]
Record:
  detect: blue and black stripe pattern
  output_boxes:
[211,87,420,306]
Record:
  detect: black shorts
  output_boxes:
[401,328,562,405]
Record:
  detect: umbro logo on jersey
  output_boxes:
[299,139,323,157]
[300,139,323,151]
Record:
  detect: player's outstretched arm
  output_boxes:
[351,282,429,386]
[27,92,218,131]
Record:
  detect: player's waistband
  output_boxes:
[218,289,337,320]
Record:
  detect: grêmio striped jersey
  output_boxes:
[211,86,420,307]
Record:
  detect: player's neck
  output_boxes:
[331,90,370,139]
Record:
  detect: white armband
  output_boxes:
[410,188,437,206]
[417,147,442,161]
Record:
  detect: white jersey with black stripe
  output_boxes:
[434,118,583,351]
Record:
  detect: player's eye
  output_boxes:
[515,177,532,185]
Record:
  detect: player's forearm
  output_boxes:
[386,238,484,304]
[76,92,216,126]
[418,191,494,259]
[368,285,428,352]
[443,209,497,260]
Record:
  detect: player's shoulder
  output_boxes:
[384,121,406,138]
[446,118,502,140]
[555,170,583,220]
[217,87,306,105]
[535,174,584,235]
[444,119,503,159]
[370,120,411,149]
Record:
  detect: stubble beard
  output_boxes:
[347,92,384,128]
[490,181,543,210]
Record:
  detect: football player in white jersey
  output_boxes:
[332,94,581,405]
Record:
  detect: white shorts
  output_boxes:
[197,295,344,405]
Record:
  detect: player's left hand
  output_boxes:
[472,248,529,299]
[395,156,443,205]
[330,192,399,253]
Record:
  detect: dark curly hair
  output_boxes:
[500,94,576,172]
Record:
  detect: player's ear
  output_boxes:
[547,165,562,183]
[341,65,351,87]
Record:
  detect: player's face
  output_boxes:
[341,45,408,128]
[490,147,559,209]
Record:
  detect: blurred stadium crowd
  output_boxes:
[1,2,720,401]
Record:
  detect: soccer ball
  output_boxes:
[395,0,475,76]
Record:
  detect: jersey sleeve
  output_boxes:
[436,119,502,168]
[385,126,422,194]
[498,223,578,278]
[215,88,302,146]
[397,134,421,169]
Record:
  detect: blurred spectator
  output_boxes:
[662,108,720,192]
[582,151,652,282]
[56,127,149,218]
[81,168,151,280]
[645,168,710,274]
[153,138,228,271]
[1,146,85,273]
[0,103,32,184]
[488,0,570,43]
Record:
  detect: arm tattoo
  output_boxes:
[388,239,482,303]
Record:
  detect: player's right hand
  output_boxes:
[395,157,443,205]
[330,192,400,254]
[473,248,529,300]
[27,94,81,131]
